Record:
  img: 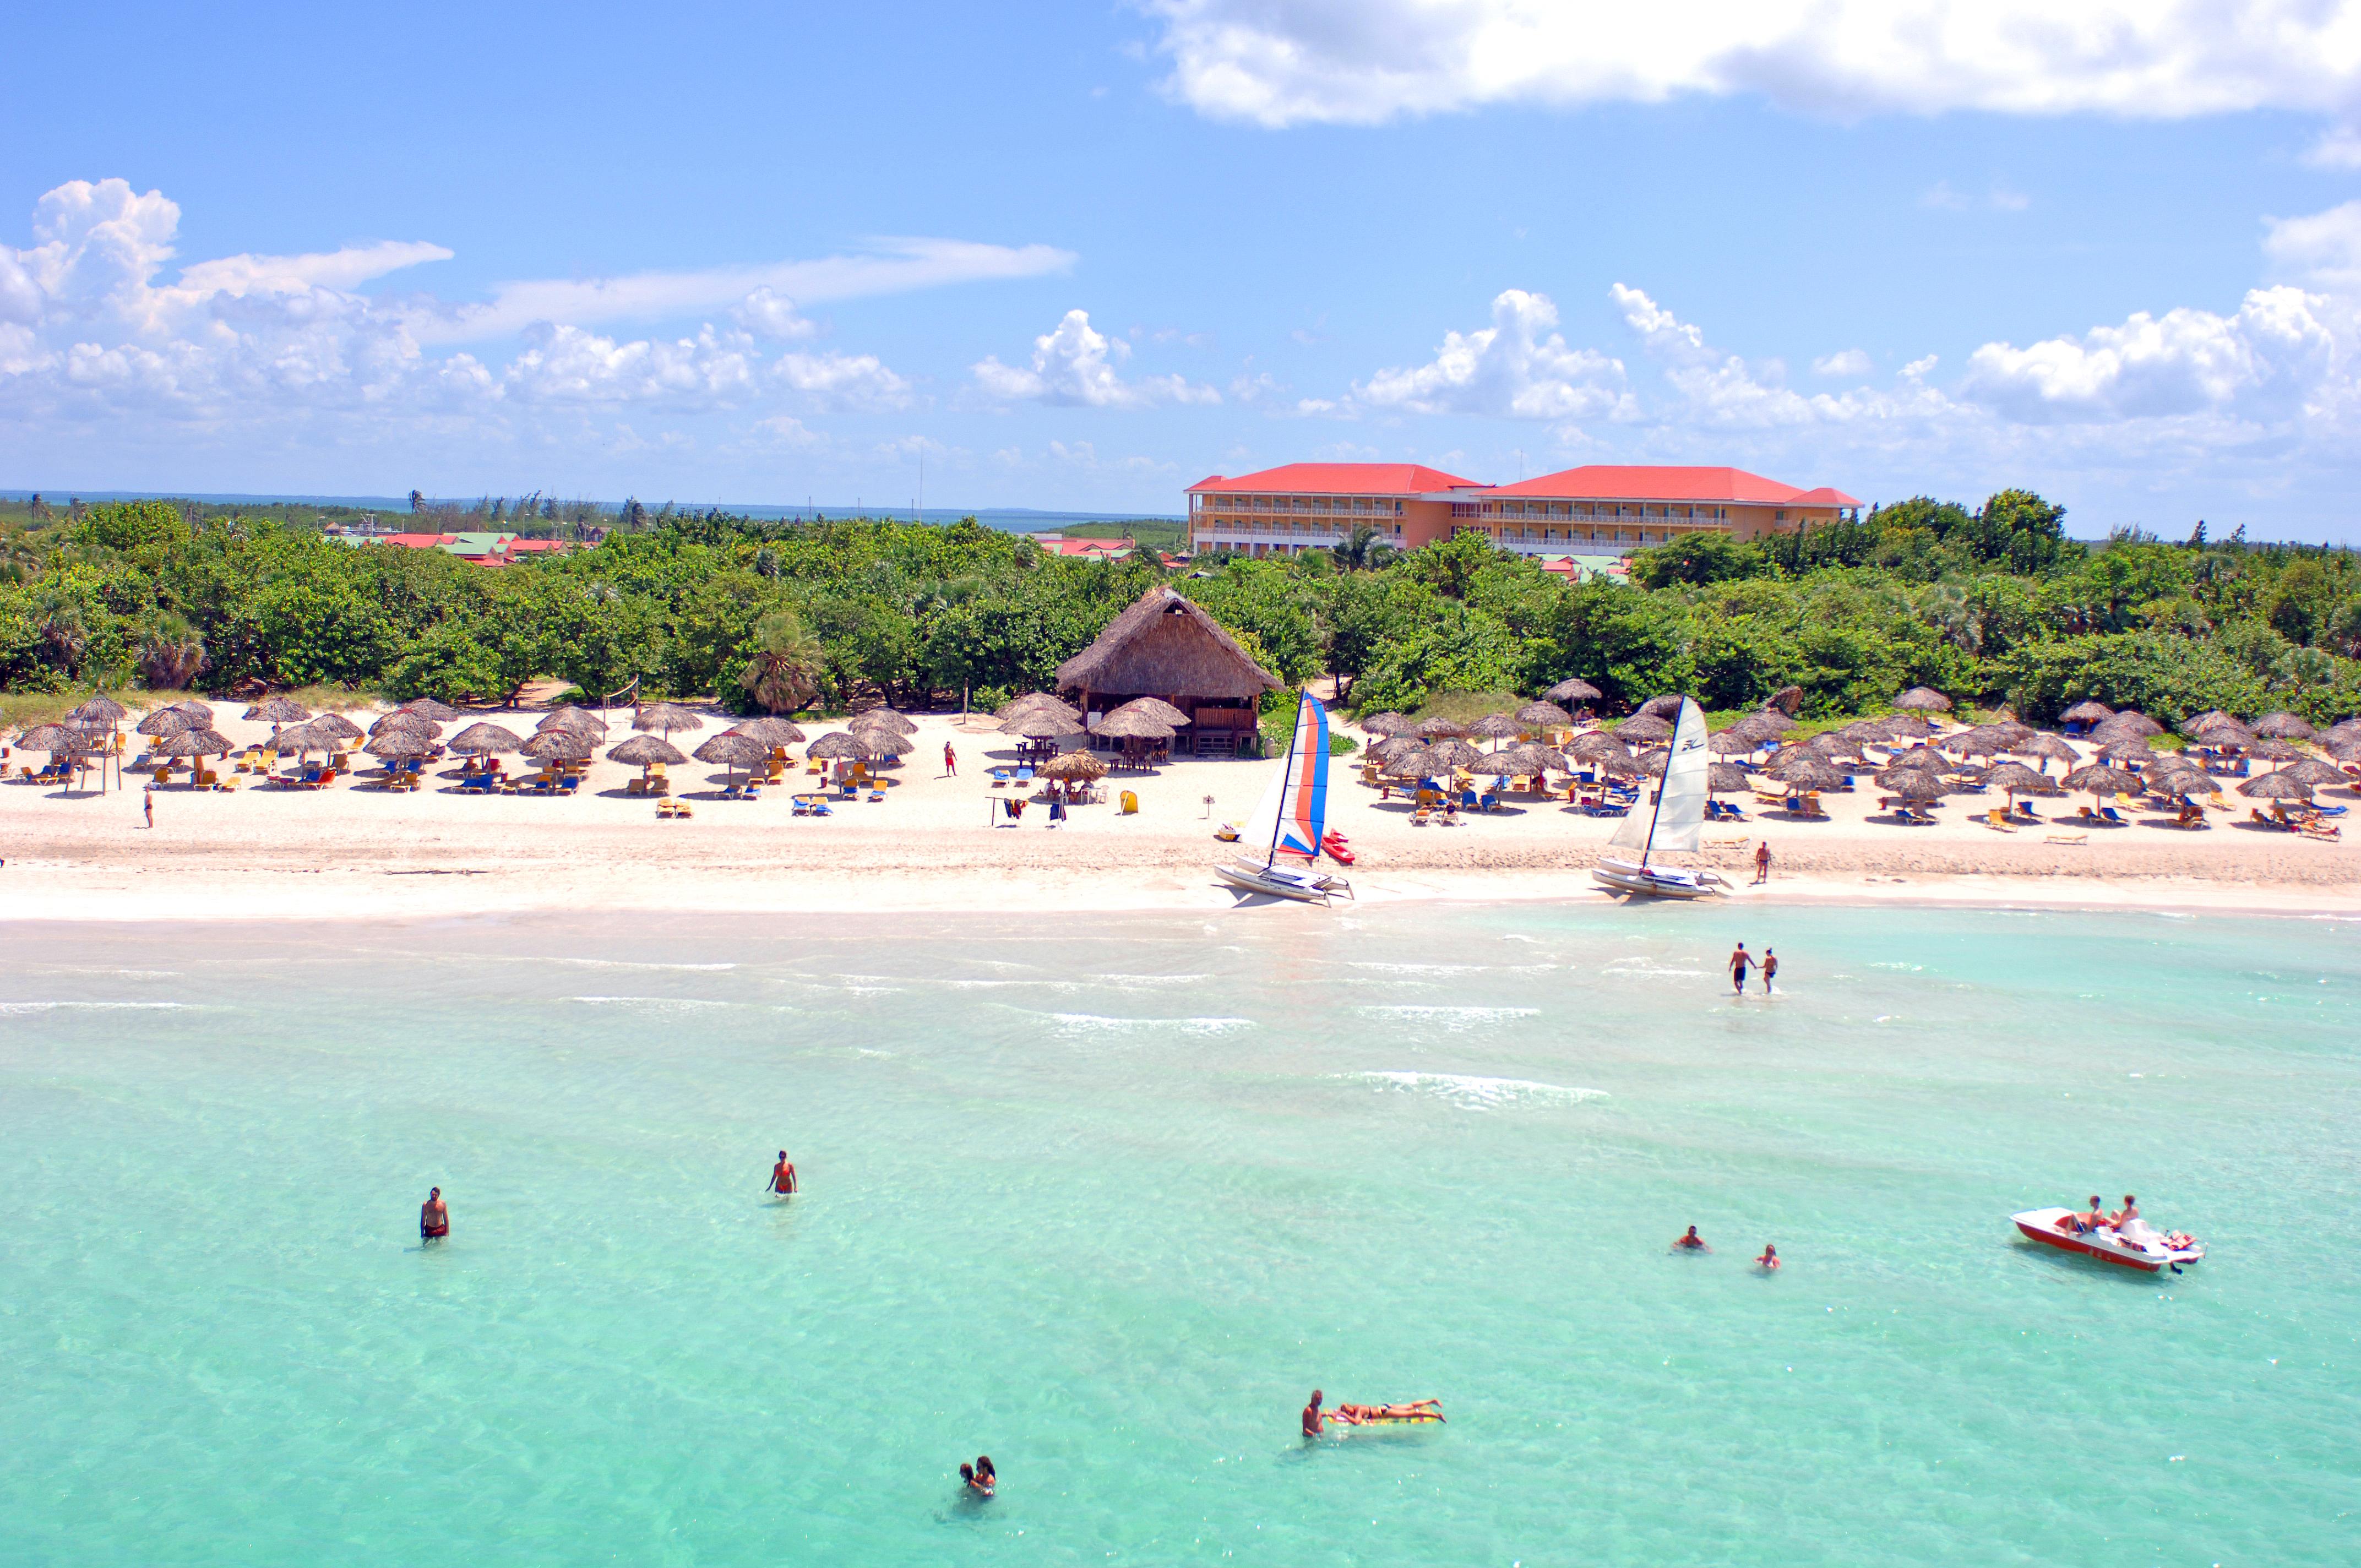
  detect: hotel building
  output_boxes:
[1186,462,1860,559]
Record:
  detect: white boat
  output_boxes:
[2011,1207,2204,1273]
[1216,689,1353,905]
[1591,696,1729,899]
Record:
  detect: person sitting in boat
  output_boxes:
[2068,1196,2108,1234]
[2110,1195,2164,1250]
[1755,1243,1779,1270]
[1672,1225,1710,1252]
[2109,1194,2139,1228]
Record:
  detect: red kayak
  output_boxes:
[1321,831,1355,864]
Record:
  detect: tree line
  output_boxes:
[2,489,2357,724]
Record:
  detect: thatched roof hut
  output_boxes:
[1055,586,1281,717]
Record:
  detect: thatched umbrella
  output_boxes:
[1707,727,1765,756]
[1415,715,1471,740]
[852,707,919,736]
[2325,717,2361,741]
[1885,745,1957,775]
[168,698,215,722]
[1380,746,1443,781]
[537,705,607,738]
[2063,763,2143,799]
[1470,712,1526,747]
[2059,700,2114,725]
[68,696,129,727]
[398,698,462,722]
[16,723,75,752]
[1566,731,1634,769]
[807,730,881,763]
[365,731,436,762]
[2245,737,2308,763]
[1359,711,1416,737]
[311,712,365,743]
[2251,711,2316,741]
[2143,763,2213,799]
[1514,701,1573,731]
[2191,717,2255,748]
[694,731,770,787]
[1983,763,2058,805]
[1003,711,1084,740]
[1095,707,1177,742]
[1881,712,1935,740]
[263,720,336,756]
[859,727,911,758]
[2240,772,2315,803]
[1544,678,1602,706]
[244,696,312,724]
[2009,733,2081,771]
[136,707,194,738]
[1765,747,1838,780]
[995,692,1081,724]
[633,703,706,737]
[2276,758,2349,788]
[371,709,438,737]
[149,727,233,781]
[2094,736,2160,765]
[1706,761,1750,794]
[1369,734,1427,765]
[607,733,687,782]
[1422,737,1486,771]
[1748,709,1799,735]
[1040,749,1107,783]
[1108,696,1190,728]
[521,730,593,764]
[2326,736,2361,764]
[2092,711,2163,738]
[448,722,525,756]
[1614,714,1673,744]
[1892,686,1952,712]
[736,716,807,748]
[2184,708,2238,732]
[1767,758,1847,793]
[1874,769,1949,802]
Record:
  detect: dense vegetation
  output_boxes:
[3,490,2358,725]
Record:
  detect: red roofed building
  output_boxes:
[1450,465,1860,554]
[1185,461,1485,557]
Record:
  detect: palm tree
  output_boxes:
[34,590,86,674]
[139,612,208,689]
[739,609,825,714]
[1330,524,1396,572]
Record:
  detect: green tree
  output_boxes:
[739,609,825,713]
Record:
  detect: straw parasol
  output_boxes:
[2275,758,2349,787]
[1874,769,1948,801]
[2092,711,2163,737]
[168,698,214,722]
[244,696,312,723]
[2250,711,2316,740]
[632,702,706,737]
[1514,701,1573,730]
[1982,763,2058,803]
[1003,710,1085,739]
[1880,712,1935,740]
[852,707,919,736]
[2239,772,2315,802]
[1767,758,1847,793]
[68,696,129,727]
[1748,709,1799,734]
[1544,678,1602,706]
[371,708,437,735]
[2245,737,2308,763]
[2009,733,2081,770]
[2059,700,2114,725]
[1415,715,1471,739]
[1470,712,1526,745]
[148,728,233,769]
[2184,708,2238,731]
[806,730,880,761]
[1380,746,1443,780]
[1892,687,1952,712]
[735,716,807,747]
[2093,735,2160,765]
[1358,711,1415,737]
[521,730,593,763]
[398,698,462,722]
[448,722,525,756]
[263,720,338,755]
[2142,762,2212,798]
[858,727,911,756]
[2063,763,2142,797]
[2326,736,2361,763]
[1631,746,1671,777]
[1095,707,1177,741]
[1765,747,1840,780]
[1108,696,1190,728]
[365,731,436,761]
[607,734,687,774]
[1040,749,1108,782]
[1566,731,1634,766]
[136,707,194,738]
[694,731,770,774]
[1369,734,1427,765]
[537,705,607,737]
[1479,743,1564,778]
[1706,761,1750,794]
[311,711,365,742]
[1416,737,1482,771]
[1614,713,1673,743]
[995,692,1081,724]
[2190,716,2255,745]
[1707,727,1765,756]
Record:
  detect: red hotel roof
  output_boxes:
[1486,465,1858,508]
[1189,462,1484,496]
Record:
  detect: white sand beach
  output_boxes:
[4,703,2357,921]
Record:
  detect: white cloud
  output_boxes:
[1358,288,1630,418]
[971,308,1221,408]
[1814,349,1873,377]
[2304,124,2361,168]
[2265,198,2361,287]
[1146,1,2361,128]
[732,286,817,340]
[1960,286,2342,423]
[177,239,453,299]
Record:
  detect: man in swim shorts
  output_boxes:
[769,1151,797,1196]
[420,1187,448,1242]
[1302,1390,1325,1438]
[1673,1225,1709,1251]
[1728,944,1751,995]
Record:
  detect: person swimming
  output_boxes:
[1673,1225,1710,1251]
[1755,1243,1779,1270]
[960,1456,995,1497]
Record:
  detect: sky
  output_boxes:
[6,2,2361,537]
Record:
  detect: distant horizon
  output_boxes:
[0,490,1185,529]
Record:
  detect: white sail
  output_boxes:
[1237,749,1290,863]
[1607,696,1709,857]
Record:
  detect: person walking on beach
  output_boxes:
[1762,948,1778,994]
[420,1187,449,1243]
[143,787,154,830]
[1753,840,1771,884]
[1729,942,1753,995]
[768,1150,797,1196]
[943,741,957,777]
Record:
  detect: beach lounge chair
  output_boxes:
[987,767,1011,787]
[2046,830,2088,845]
[1984,807,2017,831]
[2097,805,2128,826]
[1900,805,1938,825]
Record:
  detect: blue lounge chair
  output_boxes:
[2098,805,2128,825]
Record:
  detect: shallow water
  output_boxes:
[3,903,2356,1566]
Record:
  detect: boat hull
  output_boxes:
[1217,860,1352,904]
[2011,1208,2202,1273]
[1591,857,1727,900]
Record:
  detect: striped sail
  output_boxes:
[1241,690,1331,862]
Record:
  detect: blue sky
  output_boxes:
[6,2,2361,536]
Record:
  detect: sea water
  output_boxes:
[2,903,2355,1567]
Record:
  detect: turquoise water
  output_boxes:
[3,905,2357,1567]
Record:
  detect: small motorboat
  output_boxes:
[2011,1208,2204,1273]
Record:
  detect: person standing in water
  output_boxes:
[1728,943,1753,995]
[768,1151,797,1196]
[1302,1390,1326,1438]
[420,1187,449,1242]
[1762,949,1778,994]
[1673,1225,1710,1251]
[1755,1243,1780,1270]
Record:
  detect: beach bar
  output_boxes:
[1056,586,1283,758]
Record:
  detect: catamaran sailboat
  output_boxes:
[1216,689,1353,905]
[1591,696,1730,900]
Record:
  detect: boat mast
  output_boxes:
[1263,692,1302,872]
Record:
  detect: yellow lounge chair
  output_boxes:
[1984,807,2017,831]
